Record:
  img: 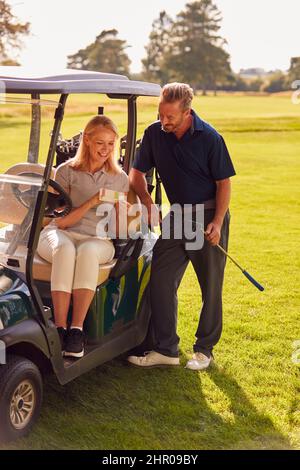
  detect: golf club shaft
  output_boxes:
[190,219,264,292]
[207,238,244,271]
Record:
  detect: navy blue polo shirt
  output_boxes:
[133,110,236,205]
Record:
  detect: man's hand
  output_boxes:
[89,192,101,208]
[205,178,231,245]
[141,194,160,228]
[205,220,222,246]
[129,168,161,229]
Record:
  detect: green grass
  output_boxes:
[0,93,299,449]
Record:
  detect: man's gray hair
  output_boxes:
[160,82,194,110]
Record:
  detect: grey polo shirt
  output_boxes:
[48,159,129,237]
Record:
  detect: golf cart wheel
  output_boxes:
[0,355,43,442]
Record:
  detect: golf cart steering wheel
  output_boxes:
[12,177,72,218]
[43,179,72,218]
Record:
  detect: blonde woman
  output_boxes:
[37,115,129,358]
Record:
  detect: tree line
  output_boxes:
[1,0,299,93]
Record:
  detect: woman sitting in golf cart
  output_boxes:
[37,115,130,358]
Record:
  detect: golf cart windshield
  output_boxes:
[0,173,42,273]
[0,90,60,275]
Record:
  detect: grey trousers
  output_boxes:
[150,209,230,358]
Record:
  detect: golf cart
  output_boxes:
[0,67,160,441]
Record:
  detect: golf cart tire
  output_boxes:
[0,355,43,442]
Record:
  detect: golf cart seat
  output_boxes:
[0,231,117,286]
[31,187,141,285]
[0,163,142,286]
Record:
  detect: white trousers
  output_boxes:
[37,228,115,293]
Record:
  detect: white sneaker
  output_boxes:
[185,352,212,371]
[127,350,180,368]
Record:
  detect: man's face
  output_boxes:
[158,100,190,134]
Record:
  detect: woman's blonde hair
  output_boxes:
[70,115,121,174]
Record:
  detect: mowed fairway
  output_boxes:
[0,93,299,450]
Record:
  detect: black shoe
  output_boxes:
[64,329,84,358]
[57,327,67,354]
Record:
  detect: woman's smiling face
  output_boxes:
[85,126,116,166]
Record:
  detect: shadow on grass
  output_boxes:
[204,363,291,449]
[0,353,292,450]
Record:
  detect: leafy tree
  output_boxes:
[263,72,288,93]
[219,73,249,92]
[67,29,131,75]
[142,11,173,83]
[288,57,300,84]
[233,76,249,92]
[247,78,264,92]
[0,0,30,64]
[0,57,19,65]
[165,0,231,94]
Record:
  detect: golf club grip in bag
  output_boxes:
[109,237,144,280]
[155,170,163,232]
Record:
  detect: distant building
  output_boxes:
[239,68,283,80]
[239,68,267,79]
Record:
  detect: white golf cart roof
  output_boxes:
[0,67,161,96]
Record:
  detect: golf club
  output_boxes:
[188,219,265,292]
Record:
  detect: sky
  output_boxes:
[10,0,300,74]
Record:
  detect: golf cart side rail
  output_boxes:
[26,94,68,327]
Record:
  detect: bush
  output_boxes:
[263,73,288,93]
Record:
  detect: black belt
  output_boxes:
[177,199,216,211]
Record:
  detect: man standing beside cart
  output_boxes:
[128,82,236,370]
